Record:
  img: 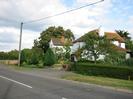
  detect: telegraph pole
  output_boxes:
[18,22,23,66]
[17,0,104,66]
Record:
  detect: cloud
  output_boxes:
[0,27,19,43]
[0,0,132,51]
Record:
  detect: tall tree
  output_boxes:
[82,31,112,63]
[44,48,56,66]
[115,30,133,51]
[115,30,131,40]
[33,26,74,53]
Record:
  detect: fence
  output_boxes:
[0,60,18,65]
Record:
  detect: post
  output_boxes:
[18,22,23,66]
[128,76,131,80]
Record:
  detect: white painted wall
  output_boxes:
[126,53,130,59]
[49,40,73,54]
[72,42,85,53]
[121,43,125,49]
[49,40,53,48]
[112,41,119,46]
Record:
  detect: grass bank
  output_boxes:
[62,73,133,91]
[1,64,42,71]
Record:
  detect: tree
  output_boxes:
[53,47,64,61]
[115,30,133,51]
[0,52,7,60]
[33,26,74,53]
[115,30,131,40]
[105,50,126,65]
[0,50,18,60]
[29,48,43,65]
[21,48,43,65]
[8,50,18,60]
[21,49,32,64]
[44,48,56,66]
[126,40,133,52]
[82,31,112,63]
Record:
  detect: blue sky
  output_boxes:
[62,0,76,7]
[0,0,133,51]
[62,0,133,32]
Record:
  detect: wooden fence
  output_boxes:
[0,60,18,65]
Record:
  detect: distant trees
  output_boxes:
[0,50,18,60]
[33,26,75,53]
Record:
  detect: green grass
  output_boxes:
[62,73,133,91]
[3,64,42,71]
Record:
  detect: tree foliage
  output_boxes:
[115,30,131,40]
[0,50,18,60]
[21,48,43,65]
[44,48,56,66]
[105,51,126,65]
[115,30,133,52]
[33,26,75,53]
[82,31,112,63]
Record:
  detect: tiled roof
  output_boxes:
[51,38,73,46]
[51,38,63,46]
[73,29,125,43]
[73,29,99,43]
[105,32,125,43]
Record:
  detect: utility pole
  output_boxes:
[18,22,23,66]
[17,0,104,66]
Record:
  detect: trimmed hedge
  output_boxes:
[71,62,133,80]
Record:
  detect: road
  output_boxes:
[0,65,133,99]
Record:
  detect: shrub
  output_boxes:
[78,58,104,64]
[71,62,133,80]
[44,48,56,66]
[78,58,94,63]
[104,51,126,65]
[29,53,39,65]
[124,58,133,66]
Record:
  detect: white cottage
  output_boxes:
[49,36,73,53]
[72,29,131,60]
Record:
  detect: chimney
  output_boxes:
[99,27,105,36]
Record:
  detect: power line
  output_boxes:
[18,0,104,66]
[24,0,104,24]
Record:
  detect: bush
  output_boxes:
[78,58,104,64]
[78,58,94,63]
[29,53,39,65]
[21,48,43,65]
[44,48,56,66]
[104,51,126,65]
[71,62,133,80]
[124,58,133,66]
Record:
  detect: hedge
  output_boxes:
[71,62,133,80]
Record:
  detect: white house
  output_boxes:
[72,28,131,60]
[49,36,73,54]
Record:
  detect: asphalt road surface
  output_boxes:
[0,65,133,99]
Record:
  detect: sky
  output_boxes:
[0,0,133,51]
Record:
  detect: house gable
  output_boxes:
[72,29,127,53]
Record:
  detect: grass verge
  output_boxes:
[62,73,133,91]
[2,64,41,71]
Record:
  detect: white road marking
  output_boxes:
[62,97,67,99]
[0,75,32,88]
